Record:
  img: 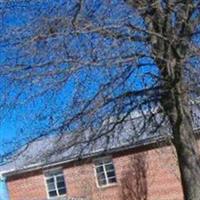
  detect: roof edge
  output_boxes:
[1,134,171,177]
[2,128,200,178]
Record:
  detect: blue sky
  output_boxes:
[0,0,158,159]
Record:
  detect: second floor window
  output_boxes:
[94,157,117,187]
[44,169,67,198]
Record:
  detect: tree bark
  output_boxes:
[175,118,200,200]
[162,84,200,200]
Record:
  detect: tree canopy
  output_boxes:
[0,1,200,199]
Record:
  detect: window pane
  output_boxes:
[96,166,104,173]
[108,177,117,183]
[45,171,67,198]
[58,188,67,195]
[47,182,56,191]
[46,177,54,184]
[56,175,65,182]
[107,171,115,178]
[57,181,65,189]
[97,171,106,180]
[105,164,114,171]
[49,190,57,197]
[94,158,117,187]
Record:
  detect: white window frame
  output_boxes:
[93,156,117,188]
[44,168,67,199]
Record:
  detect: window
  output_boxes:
[94,157,117,187]
[44,169,67,198]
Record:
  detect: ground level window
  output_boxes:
[44,169,67,198]
[94,157,117,187]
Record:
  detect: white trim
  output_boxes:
[44,172,49,199]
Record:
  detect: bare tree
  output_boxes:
[0,0,200,199]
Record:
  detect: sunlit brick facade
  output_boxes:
[6,144,184,200]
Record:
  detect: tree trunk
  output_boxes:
[173,108,200,200]
[174,121,200,200]
[163,85,200,200]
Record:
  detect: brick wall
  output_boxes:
[7,170,46,200]
[7,144,185,200]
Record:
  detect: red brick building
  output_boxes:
[0,136,191,200]
[0,108,199,200]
